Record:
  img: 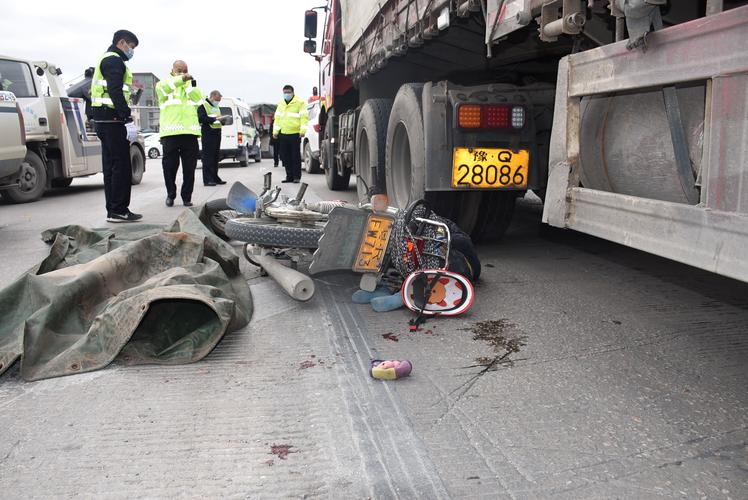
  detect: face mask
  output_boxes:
[283,93,293,102]
[210,100,220,107]
[125,47,135,60]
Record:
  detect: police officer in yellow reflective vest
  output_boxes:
[273,85,308,183]
[156,60,203,207]
[91,29,142,223]
[197,90,227,186]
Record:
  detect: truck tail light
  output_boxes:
[16,103,26,144]
[484,105,510,128]
[458,104,526,130]
[457,104,482,128]
[237,131,243,145]
[511,106,525,129]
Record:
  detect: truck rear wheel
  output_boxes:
[323,117,350,190]
[356,98,393,203]
[130,145,145,185]
[5,150,47,203]
[385,84,425,208]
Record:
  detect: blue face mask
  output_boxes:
[283,92,293,102]
[126,47,135,60]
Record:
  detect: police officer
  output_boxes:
[197,90,227,186]
[273,85,308,183]
[91,29,142,223]
[155,60,203,207]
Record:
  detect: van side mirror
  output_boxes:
[304,10,318,39]
[303,39,317,54]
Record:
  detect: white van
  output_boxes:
[216,97,261,166]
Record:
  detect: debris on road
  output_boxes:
[370,359,412,380]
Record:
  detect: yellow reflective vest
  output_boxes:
[91,52,132,109]
[156,75,203,138]
[202,101,222,129]
[273,95,308,135]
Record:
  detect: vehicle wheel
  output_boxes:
[203,198,238,241]
[239,147,249,167]
[385,84,425,208]
[147,147,160,159]
[470,191,518,242]
[130,145,145,185]
[304,143,321,174]
[5,150,47,203]
[51,177,74,188]
[322,116,350,190]
[254,147,262,163]
[356,98,393,203]
[225,218,324,249]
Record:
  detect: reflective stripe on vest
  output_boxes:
[203,101,222,129]
[91,52,132,109]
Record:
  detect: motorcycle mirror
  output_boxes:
[227,181,258,214]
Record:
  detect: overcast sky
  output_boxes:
[0,0,321,104]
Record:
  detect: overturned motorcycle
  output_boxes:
[212,174,480,322]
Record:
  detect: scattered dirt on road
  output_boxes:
[270,444,295,460]
[299,360,316,370]
[382,333,399,342]
[462,319,525,355]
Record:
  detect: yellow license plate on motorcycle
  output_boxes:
[354,215,394,272]
[452,148,529,188]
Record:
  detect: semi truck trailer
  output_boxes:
[302,0,748,282]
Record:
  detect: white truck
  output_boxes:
[303,0,748,282]
[0,55,146,203]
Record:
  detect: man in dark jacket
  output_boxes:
[91,29,142,223]
[197,90,227,185]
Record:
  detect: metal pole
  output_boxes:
[615,17,625,42]
[706,0,723,16]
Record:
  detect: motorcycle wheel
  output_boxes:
[225,218,324,249]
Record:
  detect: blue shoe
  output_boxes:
[371,292,405,312]
[352,286,391,304]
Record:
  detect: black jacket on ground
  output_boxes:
[91,45,132,123]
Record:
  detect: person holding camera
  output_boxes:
[197,90,228,186]
[155,60,203,207]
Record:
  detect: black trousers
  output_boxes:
[95,122,132,216]
[201,129,222,183]
[162,134,199,202]
[278,133,302,181]
[271,137,280,166]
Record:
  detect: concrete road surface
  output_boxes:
[0,158,746,498]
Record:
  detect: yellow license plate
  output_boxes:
[354,215,394,272]
[452,148,529,189]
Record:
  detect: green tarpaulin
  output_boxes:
[0,209,252,381]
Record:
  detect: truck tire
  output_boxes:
[323,117,350,190]
[5,150,47,203]
[225,218,324,249]
[471,191,517,242]
[385,84,425,208]
[304,142,321,174]
[130,145,145,185]
[356,98,393,203]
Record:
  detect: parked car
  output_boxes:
[218,97,262,166]
[144,133,162,159]
[301,100,321,173]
